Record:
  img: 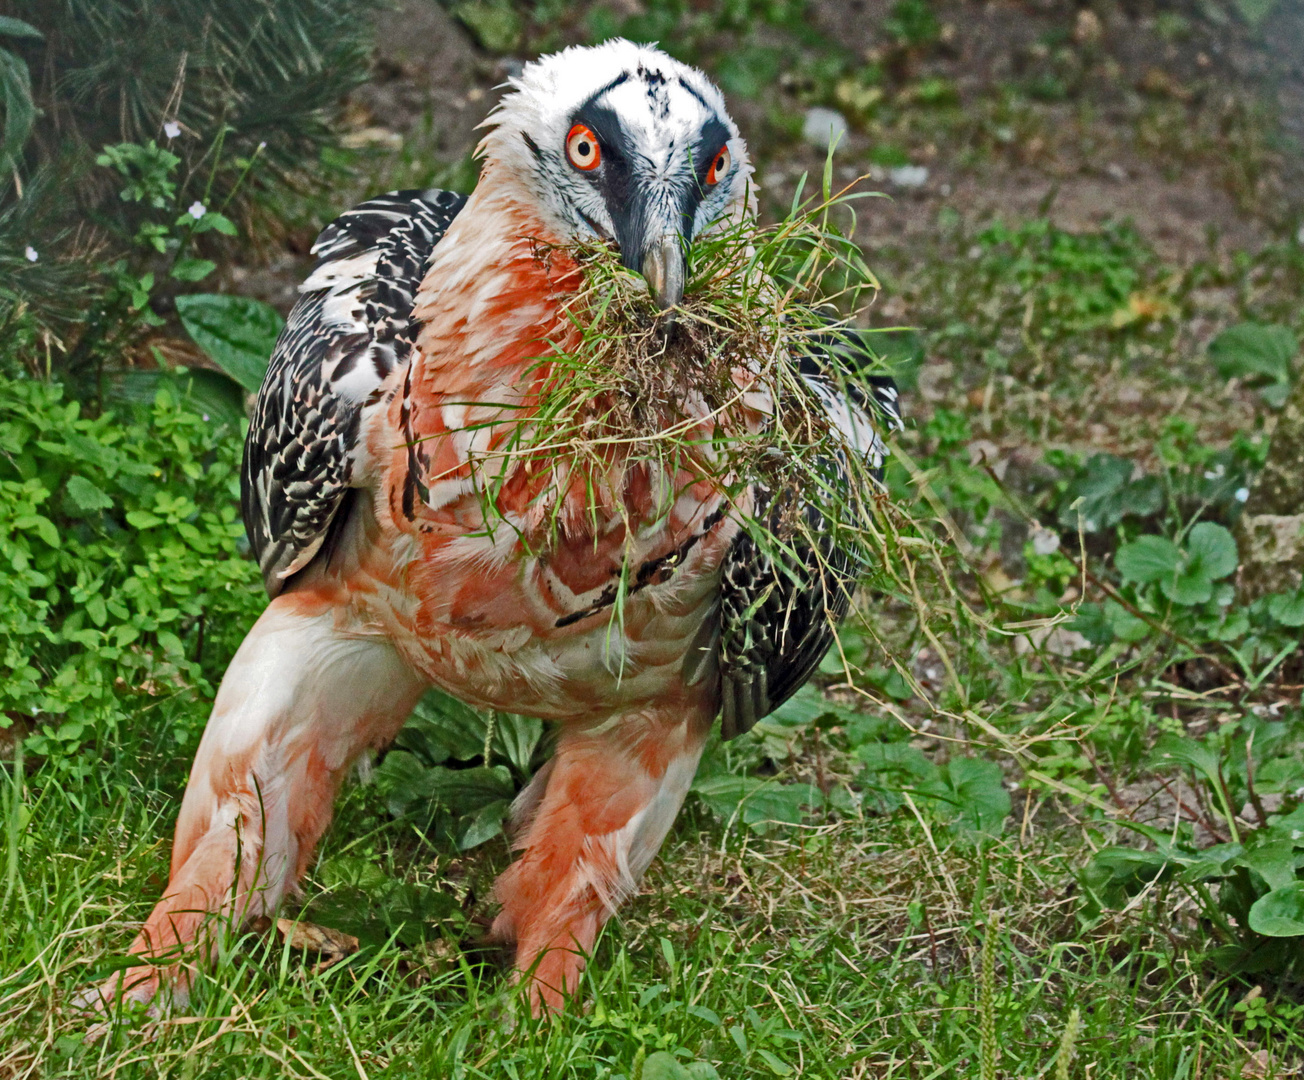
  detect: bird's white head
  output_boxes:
[476,39,754,308]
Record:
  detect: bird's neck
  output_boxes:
[410,167,582,392]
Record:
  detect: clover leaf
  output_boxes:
[1209,322,1297,408]
[1057,453,1163,532]
[1116,522,1238,606]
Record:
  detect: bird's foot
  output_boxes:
[73,963,184,1042]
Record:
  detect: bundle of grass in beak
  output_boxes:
[470,176,898,673]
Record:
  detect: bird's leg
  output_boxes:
[491,706,712,1014]
[89,596,426,1015]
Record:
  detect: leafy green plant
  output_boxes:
[373,689,547,850]
[1115,521,1239,607]
[883,0,941,49]
[451,0,523,53]
[1055,453,1163,533]
[1208,321,1297,408]
[90,141,250,341]
[1233,0,1280,30]
[856,740,1011,839]
[176,293,283,393]
[635,1050,720,1080]
[1084,713,1304,978]
[973,219,1155,337]
[1,0,378,377]
[0,374,262,765]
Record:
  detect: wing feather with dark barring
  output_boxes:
[716,341,902,740]
[241,188,467,597]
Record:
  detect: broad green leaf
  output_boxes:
[766,685,832,728]
[1185,522,1238,581]
[1106,600,1151,643]
[1159,523,1238,606]
[171,258,216,282]
[1209,322,1296,381]
[1175,842,1244,882]
[857,741,937,779]
[756,1049,793,1076]
[0,48,35,170]
[1265,805,1304,844]
[14,512,59,547]
[942,756,1011,836]
[400,688,498,763]
[0,17,43,39]
[175,293,284,392]
[1057,453,1163,532]
[1116,535,1180,585]
[686,1004,722,1025]
[458,799,508,849]
[692,775,823,830]
[1208,321,1296,405]
[1262,381,1293,408]
[1237,840,1299,892]
[864,665,912,701]
[1152,734,1222,787]
[492,713,543,775]
[193,212,238,236]
[1268,589,1304,627]
[451,0,521,52]
[1162,564,1215,606]
[1084,845,1173,898]
[643,1052,722,1080]
[1249,882,1304,937]
[1069,602,1113,645]
[65,475,113,513]
[109,369,246,429]
[1256,755,1304,795]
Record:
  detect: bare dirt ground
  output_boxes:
[231,0,1301,316]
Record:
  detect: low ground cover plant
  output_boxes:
[0,375,262,764]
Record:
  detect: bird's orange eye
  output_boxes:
[706,145,731,185]
[566,124,601,171]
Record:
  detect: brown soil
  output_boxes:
[233,0,1302,321]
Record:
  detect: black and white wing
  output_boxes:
[717,339,902,739]
[241,188,467,597]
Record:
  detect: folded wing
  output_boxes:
[241,189,467,596]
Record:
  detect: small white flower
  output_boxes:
[257,141,267,151]
[1235,486,1250,503]
[164,121,182,140]
[24,246,37,262]
[202,414,210,422]
[188,201,207,220]
[1030,525,1061,556]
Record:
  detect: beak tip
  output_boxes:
[641,234,686,311]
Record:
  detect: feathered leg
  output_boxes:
[491,705,712,1014]
[92,595,427,1013]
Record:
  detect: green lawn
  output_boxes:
[4,680,1304,1077]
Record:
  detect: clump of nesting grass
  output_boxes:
[471,174,896,621]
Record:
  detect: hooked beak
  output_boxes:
[639,233,686,311]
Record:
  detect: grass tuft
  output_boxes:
[452,177,897,653]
